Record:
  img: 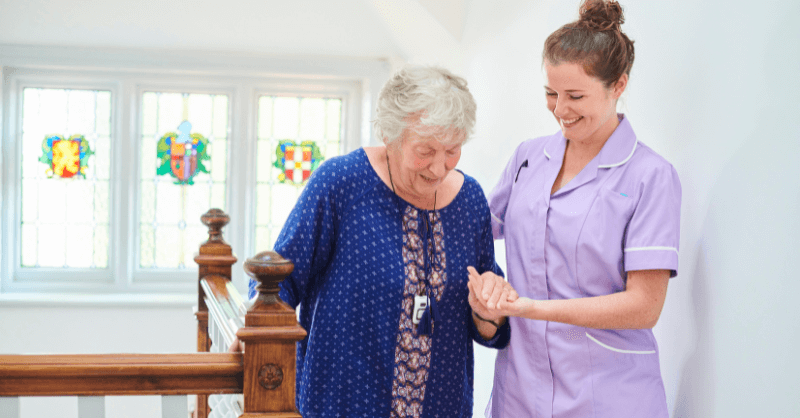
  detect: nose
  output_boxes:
[429,152,447,178]
[552,97,568,118]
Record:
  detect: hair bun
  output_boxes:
[577,0,624,32]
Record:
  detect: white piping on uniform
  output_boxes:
[491,212,505,225]
[543,148,551,159]
[598,138,638,168]
[586,332,656,355]
[624,246,679,255]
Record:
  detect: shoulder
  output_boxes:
[459,172,487,201]
[314,148,371,179]
[455,172,492,216]
[310,149,375,189]
[619,141,681,198]
[301,149,379,210]
[629,142,680,181]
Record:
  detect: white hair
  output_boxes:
[373,65,477,146]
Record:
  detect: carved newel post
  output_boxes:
[238,251,307,418]
[195,208,238,418]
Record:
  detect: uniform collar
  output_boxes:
[543,114,638,168]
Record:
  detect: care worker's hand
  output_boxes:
[466,266,518,321]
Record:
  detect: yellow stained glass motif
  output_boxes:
[21,88,111,269]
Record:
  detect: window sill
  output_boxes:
[0,292,196,308]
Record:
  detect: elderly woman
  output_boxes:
[248,65,510,417]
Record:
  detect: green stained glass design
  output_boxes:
[20,88,111,268]
[140,92,229,269]
[155,121,211,185]
[254,96,342,253]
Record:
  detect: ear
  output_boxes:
[611,73,628,99]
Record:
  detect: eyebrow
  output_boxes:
[544,86,585,93]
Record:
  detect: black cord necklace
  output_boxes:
[386,149,440,335]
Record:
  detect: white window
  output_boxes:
[0,46,387,300]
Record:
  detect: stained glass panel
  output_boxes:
[140,92,229,269]
[254,96,343,252]
[20,88,111,269]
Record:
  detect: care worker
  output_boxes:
[467,1,681,417]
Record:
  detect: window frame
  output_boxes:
[0,45,389,301]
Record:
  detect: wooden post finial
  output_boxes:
[238,251,306,417]
[244,251,293,307]
[200,208,230,244]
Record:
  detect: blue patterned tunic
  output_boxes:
[249,148,510,418]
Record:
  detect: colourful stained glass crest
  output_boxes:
[156,121,210,185]
[273,140,323,185]
[38,134,94,178]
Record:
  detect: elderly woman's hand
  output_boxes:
[466,266,518,322]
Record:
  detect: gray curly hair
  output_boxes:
[373,65,477,146]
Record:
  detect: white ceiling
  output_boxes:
[0,0,472,61]
[0,0,401,57]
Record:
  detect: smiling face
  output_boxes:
[544,61,627,145]
[387,127,463,202]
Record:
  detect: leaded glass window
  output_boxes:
[139,92,229,269]
[20,88,111,269]
[254,96,342,252]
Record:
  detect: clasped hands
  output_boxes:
[467,266,528,324]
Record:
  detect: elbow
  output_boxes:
[641,308,663,329]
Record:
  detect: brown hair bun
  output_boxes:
[543,0,634,87]
[577,0,625,32]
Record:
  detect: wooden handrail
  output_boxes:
[0,209,305,418]
[0,353,243,396]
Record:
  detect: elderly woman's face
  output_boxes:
[392,128,463,199]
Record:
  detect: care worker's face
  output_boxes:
[389,127,463,200]
[544,61,627,145]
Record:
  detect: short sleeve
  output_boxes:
[488,145,522,240]
[248,162,340,306]
[624,163,682,277]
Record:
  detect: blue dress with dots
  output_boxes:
[249,148,510,418]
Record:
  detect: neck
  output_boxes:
[567,112,620,159]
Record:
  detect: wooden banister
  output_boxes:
[0,353,243,397]
[0,209,305,418]
[201,274,245,351]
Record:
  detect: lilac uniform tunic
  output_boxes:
[486,115,681,418]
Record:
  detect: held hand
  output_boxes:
[466,267,518,308]
[468,279,502,322]
[467,266,530,319]
[467,266,513,321]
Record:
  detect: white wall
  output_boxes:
[457,0,800,417]
[2,0,800,417]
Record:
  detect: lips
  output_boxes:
[561,116,583,127]
[420,174,440,185]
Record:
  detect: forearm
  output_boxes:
[503,270,669,329]
[515,290,661,329]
